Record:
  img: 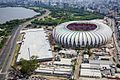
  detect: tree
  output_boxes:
[18,56,39,78]
[117,64,120,68]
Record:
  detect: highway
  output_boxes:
[0,9,50,80]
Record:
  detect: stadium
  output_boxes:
[52,20,113,48]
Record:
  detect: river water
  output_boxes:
[0,7,39,24]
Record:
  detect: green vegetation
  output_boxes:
[31,7,104,26]
[17,56,39,77]
[29,7,46,15]
[112,57,116,62]
[0,19,25,48]
[83,48,92,56]
[49,7,103,20]
[11,44,20,66]
[116,64,120,68]
[0,7,45,49]
[72,63,76,73]
[31,18,59,26]
[72,59,77,73]
[12,34,24,66]
[0,37,7,48]
[0,19,25,34]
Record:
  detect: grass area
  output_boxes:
[112,57,116,62]
[11,44,20,66]
[28,7,46,14]
[17,34,24,41]
[48,7,104,20]
[31,7,104,26]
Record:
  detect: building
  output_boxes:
[58,49,77,58]
[54,58,72,66]
[89,60,113,65]
[53,20,112,48]
[35,58,72,77]
[17,28,53,62]
[80,69,102,78]
[81,63,116,78]
[81,63,111,70]
[81,63,100,69]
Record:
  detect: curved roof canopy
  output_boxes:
[53,20,112,48]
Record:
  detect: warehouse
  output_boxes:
[80,69,102,78]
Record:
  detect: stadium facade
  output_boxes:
[53,20,112,48]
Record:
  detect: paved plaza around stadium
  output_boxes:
[17,28,53,62]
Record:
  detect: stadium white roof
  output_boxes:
[17,28,53,62]
[53,20,112,48]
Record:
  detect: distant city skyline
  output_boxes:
[0,0,120,15]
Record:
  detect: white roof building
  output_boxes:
[35,65,72,75]
[80,69,102,78]
[81,63,111,70]
[59,49,77,55]
[98,56,111,60]
[54,58,72,66]
[17,28,53,62]
[35,59,72,76]
[83,54,89,59]
[89,60,113,65]
[81,63,100,69]
[53,20,112,48]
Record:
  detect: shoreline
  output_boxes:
[0,7,41,24]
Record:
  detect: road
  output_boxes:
[74,51,83,80]
[0,9,50,80]
[107,18,120,64]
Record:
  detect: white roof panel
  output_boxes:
[80,69,101,77]
[17,28,53,62]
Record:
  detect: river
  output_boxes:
[0,7,39,24]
